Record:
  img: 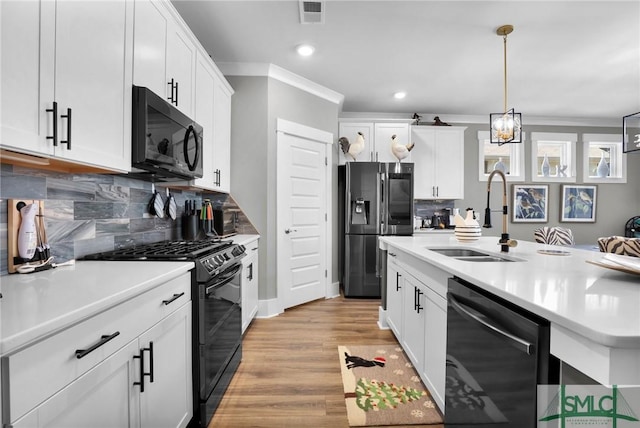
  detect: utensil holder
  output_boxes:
[183,215,198,240]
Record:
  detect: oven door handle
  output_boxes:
[449,293,534,355]
[205,264,242,294]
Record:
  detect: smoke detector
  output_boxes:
[299,1,324,24]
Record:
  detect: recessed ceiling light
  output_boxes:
[394,92,406,99]
[296,44,315,57]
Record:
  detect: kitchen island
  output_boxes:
[379,235,640,408]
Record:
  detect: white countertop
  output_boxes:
[379,235,640,349]
[413,228,455,234]
[231,234,260,246]
[0,261,194,356]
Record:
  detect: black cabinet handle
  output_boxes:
[133,342,154,392]
[174,81,178,105]
[162,292,185,306]
[415,287,424,313]
[167,78,175,104]
[247,263,253,281]
[148,341,154,383]
[46,101,58,146]
[133,347,145,392]
[75,331,120,359]
[396,272,401,291]
[61,108,72,149]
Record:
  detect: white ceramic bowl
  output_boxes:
[455,225,481,242]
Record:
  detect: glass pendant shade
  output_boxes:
[622,111,640,153]
[490,109,522,145]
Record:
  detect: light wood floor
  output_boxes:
[209,294,444,428]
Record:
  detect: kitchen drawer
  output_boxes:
[2,271,190,422]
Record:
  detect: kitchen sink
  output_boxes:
[427,248,490,257]
[427,247,524,262]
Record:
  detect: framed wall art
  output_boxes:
[561,185,597,222]
[512,184,548,222]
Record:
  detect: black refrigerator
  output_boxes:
[339,162,414,297]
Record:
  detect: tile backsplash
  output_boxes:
[0,164,257,275]
[414,199,455,225]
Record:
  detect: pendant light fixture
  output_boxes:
[490,25,522,145]
[622,111,640,153]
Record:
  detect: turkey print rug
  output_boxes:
[338,345,443,426]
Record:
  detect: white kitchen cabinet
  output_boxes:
[423,287,447,410]
[385,255,404,339]
[211,74,233,193]
[384,247,449,412]
[241,238,260,333]
[193,53,217,190]
[401,273,426,368]
[139,304,193,428]
[411,126,467,199]
[2,272,192,428]
[0,0,133,172]
[13,340,140,428]
[337,121,411,164]
[133,0,196,117]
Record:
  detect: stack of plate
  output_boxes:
[454,225,482,242]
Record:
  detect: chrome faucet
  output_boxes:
[484,170,517,252]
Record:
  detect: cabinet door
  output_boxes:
[241,247,259,334]
[401,274,425,370]
[412,127,465,200]
[411,128,437,199]
[1,0,55,155]
[211,76,232,193]
[53,0,133,171]
[374,123,410,163]
[432,128,465,199]
[12,340,139,428]
[423,288,447,412]
[385,258,403,339]
[193,53,216,189]
[133,0,169,98]
[337,122,374,164]
[139,304,193,428]
[166,22,196,117]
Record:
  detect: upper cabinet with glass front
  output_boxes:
[477,131,525,182]
[582,133,626,183]
[531,132,577,183]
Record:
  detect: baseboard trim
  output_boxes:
[377,306,389,330]
[326,281,340,299]
[256,298,282,319]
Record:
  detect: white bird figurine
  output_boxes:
[338,132,365,161]
[391,134,415,162]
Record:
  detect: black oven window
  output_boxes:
[388,176,412,224]
[146,105,186,166]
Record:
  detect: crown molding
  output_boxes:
[339,112,622,128]
[217,62,344,107]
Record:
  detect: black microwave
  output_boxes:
[132,86,203,181]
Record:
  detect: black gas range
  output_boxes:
[85,238,246,427]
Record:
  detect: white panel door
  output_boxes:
[277,119,331,310]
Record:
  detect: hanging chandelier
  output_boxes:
[490,25,522,145]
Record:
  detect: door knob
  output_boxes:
[285,228,298,234]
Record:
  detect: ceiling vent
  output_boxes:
[299,1,324,24]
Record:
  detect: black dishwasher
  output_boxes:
[445,277,559,427]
